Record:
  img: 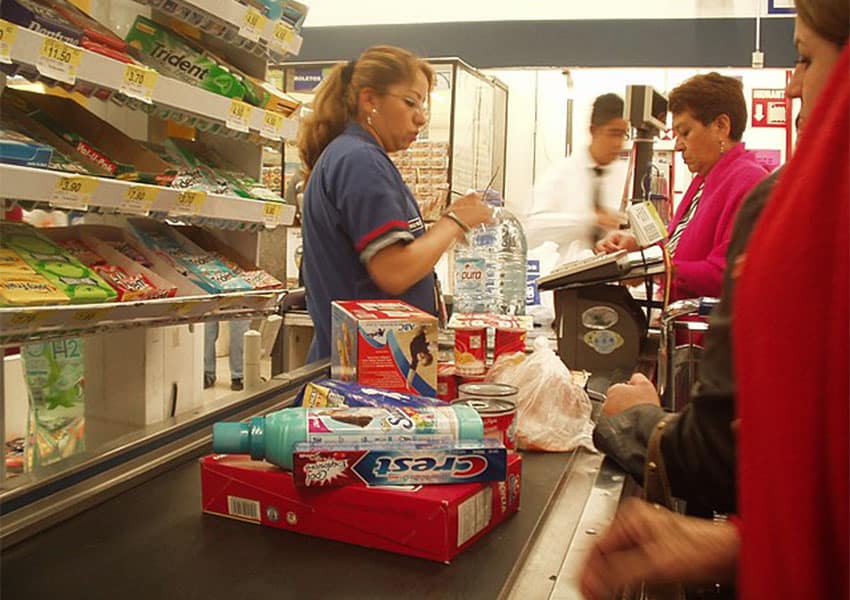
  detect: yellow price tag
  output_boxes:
[270,22,300,54]
[120,185,159,215]
[120,64,158,104]
[172,301,198,317]
[260,110,284,140]
[51,176,98,210]
[172,189,207,216]
[262,202,283,229]
[36,37,82,85]
[239,7,268,43]
[0,20,17,65]
[8,311,46,328]
[226,99,254,133]
[72,308,106,323]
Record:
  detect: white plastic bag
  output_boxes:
[487,337,595,452]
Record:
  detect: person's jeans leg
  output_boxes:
[228,319,251,381]
[204,320,219,382]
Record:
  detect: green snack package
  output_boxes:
[23,339,86,469]
[125,16,250,101]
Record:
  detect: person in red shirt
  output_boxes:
[579,1,849,597]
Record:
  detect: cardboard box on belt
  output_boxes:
[331,300,438,397]
[200,451,521,563]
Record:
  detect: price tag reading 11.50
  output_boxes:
[120,64,158,104]
[172,190,207,216]
[226,99,253,133]
[263,202,283,229]
[0,20,17,64]
[36,37,82,85]
[120,185,159,215]
[51,176,98,210]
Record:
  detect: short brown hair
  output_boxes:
[297,46,434,175]
[668,72,747,141]
[795,0,849,48]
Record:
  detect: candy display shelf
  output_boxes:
[0,288,287,346]
[0,164,297,230]
[3,23,299,143]
[132,0,304,60]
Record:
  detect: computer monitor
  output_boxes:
[625,85,668,130]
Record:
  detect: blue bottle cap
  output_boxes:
[212,422,250,454]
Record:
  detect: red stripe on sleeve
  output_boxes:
[354,220,409,253]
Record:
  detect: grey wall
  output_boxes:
[290,19,796,68]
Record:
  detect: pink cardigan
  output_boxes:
[668,144,767,300]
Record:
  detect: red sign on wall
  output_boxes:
[752,89,787,128]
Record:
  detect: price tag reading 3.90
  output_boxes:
[51,176,98,210]
[37,37,82,85]
[0,20,17,64]
[173,190,207,216]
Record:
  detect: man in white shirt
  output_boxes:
[524,94,630,265]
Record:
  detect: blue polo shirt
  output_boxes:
[302,122,436,362]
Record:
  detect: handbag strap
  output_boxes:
[643,414,677,510]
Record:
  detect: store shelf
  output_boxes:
[0,288,288,346]
[4,24,299,142]
[133,0,304,60]
[0,164,297,229]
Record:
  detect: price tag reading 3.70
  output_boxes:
[120,64,158,104]
[37,37,82,85]
[120,185,159,215]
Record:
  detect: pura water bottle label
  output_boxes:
[455,258,486,294]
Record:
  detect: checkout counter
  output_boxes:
[0,360,631,600]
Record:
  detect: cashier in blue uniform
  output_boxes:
[523,94,630,265]
[298,45,492,362]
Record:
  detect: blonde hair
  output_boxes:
[297,45,434,176]
[795,0,849,48]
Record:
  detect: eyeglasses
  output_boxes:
[602,128,631,141]
[385,93,429,118]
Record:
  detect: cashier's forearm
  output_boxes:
[366,218,461,296]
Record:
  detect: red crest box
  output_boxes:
[200,452,522,563]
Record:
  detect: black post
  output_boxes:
[631,127,656,204]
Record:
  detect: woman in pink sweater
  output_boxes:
[598,73,767,300]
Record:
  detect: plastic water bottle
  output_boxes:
[454,191,528,315]
[212,405,483,470]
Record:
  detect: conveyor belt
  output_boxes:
[2,450,584,600]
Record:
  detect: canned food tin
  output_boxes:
[458,382,519,405]
[437,363,458,402]
[452,397,517,449]
[494,327,526,361]
[454,327,486,376]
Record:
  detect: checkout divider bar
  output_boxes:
[0,361,329,547]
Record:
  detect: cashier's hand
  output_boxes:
[595,230,639,254]
[602,373,660,416]
[595,208,628,231]
[579,498,740,600]
[447,192,494,231]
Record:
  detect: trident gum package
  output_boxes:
[331,300,438,397]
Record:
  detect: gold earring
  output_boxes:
[367,107,377,127]
[720,140,726,154]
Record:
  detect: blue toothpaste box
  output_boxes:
[292,440,508,487]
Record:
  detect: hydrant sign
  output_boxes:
[752,89,787,128]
